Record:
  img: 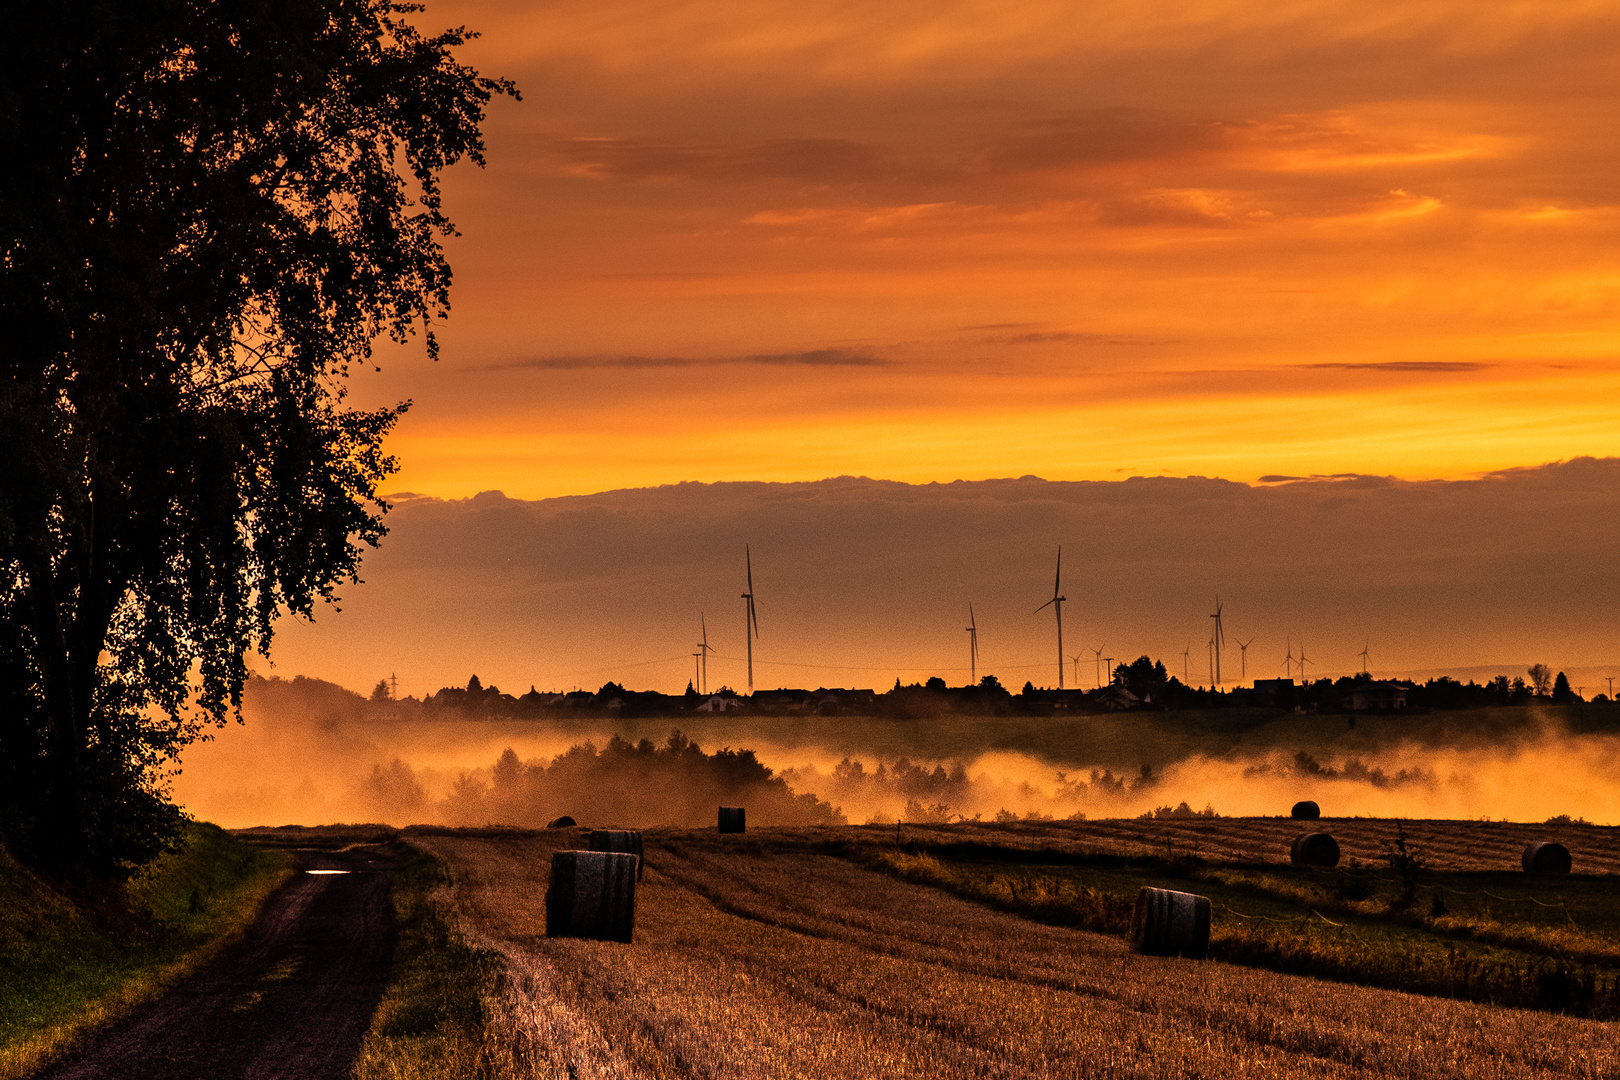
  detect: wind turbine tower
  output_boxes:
[1210,598,1225,685]
[1236,638,1254,681]
[1283,636,1295,679]
[697,614,715,694]
[1034,546,1067,688]
[742,547,760,692]
[1182,643,1191,685]
[1091,644,1105,688]
[1359,640,1370,676]
[1298,641,1312,685]
[966,604,980,685]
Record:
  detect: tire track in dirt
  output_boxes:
[28,845,395,1080]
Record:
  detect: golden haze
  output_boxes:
[331,0,1620,497]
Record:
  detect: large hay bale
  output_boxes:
[545,851,637,942]
[1523,841,1572,875]
[1130,887,1211,959]
[1290,832,1341,867]
[718,806,746,833]
[546,815,576,829]
[1290,800,1320,820]
[589,829,645,880]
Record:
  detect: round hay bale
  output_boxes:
[545,850,637,942]
[1290,800,1320,820]
[1523,841,1572,875]
[1290,832,1340,868]
[718,806,746,833]
[546,815,577,829]
[589,829,645,880]
[1130,887,1211,959]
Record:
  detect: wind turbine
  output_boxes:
[1297,641,1312,684]
[1070,653,1084,687]
[1182,643,1191,685]
[966,604,980,685]
[692,650,702,691]
[1207,637,1215,688]
[697,614,715,694]
[742,547,759,692]
[1236,638,1254,681]
[1210,597,1225,685]
[1034,545,1066,688]
[1359,640,1370,676]
[1091,644,1106,688]
[1283,635,1295,679]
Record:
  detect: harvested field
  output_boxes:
[413,823,1620,1079]
[886,816,1620,874]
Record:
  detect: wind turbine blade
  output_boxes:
[1034,598,1054,614]
[1054,545,1062,596]
[746,545,753,592]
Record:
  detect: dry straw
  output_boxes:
[589,829,645,880]
[1130,887,1211,959]
[1522,841,1572,875]
[545,850,637,943]
[1290,832,1341,868]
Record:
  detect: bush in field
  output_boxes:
[1381,824,1429,911]
[434,731,844,828]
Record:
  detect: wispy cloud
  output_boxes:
[487,349,888,371]
[1299,362,1491,373]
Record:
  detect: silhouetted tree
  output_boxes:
[1116,656,1169,701]
[1528,664,1554,697]
[370,680,392,703]
[978,675,1004,692]
[1553,671,1575,704]
[0,0,515,874]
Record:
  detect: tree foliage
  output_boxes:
[0,0,515,875]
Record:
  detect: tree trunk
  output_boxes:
[21,536,86,866]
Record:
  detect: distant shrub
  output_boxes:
[1140,801,1219,820]
[1545,814,1592,826]
[1381,824,1428,910]
[903,799,954,824]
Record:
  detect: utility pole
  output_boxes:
[389,672,398,700]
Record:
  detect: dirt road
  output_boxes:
[29,845,394,1080]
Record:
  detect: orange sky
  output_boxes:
[340,0,1620,498]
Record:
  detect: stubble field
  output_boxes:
[408,818,1620,1079]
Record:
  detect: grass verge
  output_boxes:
[351,840,519,1080]
[0,822,291,1078]
[839,835,1620,1018]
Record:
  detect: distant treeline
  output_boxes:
[357,658,1600,719]
[357,731,844,828]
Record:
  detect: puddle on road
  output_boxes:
[305,869,352,875]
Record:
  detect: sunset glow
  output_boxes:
[338,0,1620,498]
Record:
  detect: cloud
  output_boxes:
[1301,362,1492,373]
[265,462,1620,702]
[488,349,887,371]
[540,135,891,186]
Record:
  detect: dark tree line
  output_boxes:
[358,732,844,828]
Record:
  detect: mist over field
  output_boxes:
[173,675,1620,829]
